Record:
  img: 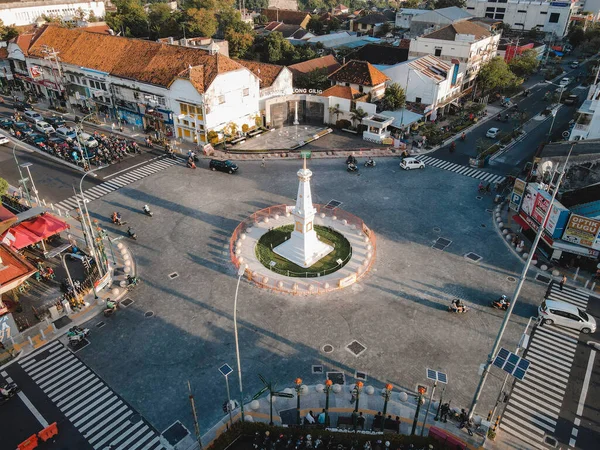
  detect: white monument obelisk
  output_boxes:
[274,157,333,268]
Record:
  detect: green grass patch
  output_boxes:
[255,224,351,277]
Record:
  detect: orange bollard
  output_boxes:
[38,422,59,442]
[17,434,38,450]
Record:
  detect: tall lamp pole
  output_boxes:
[79,166,108,277]
[20,163,40,205]
[12,145,31,206]
[234,265,247,421]
[545,80,565,141]
[468,146,573,419]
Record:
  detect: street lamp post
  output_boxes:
[353,381,363,412]
[76,112,96,168]
[233,265,247,422]
[381,384,393,432]
[295,378,303,425]
[19,163,40,205]
[467,148,572,419]
[420,380,438,436]
[79,166,108,279]
[12,145,32,206]
[324,379,332,427]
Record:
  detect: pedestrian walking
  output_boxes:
[559,275,567,291]
[261,156,266,168]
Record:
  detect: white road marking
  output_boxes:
[576,349,596,416]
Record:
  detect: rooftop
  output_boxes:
[261,8,310,26]
[422,21,491,41]
[354,13,389,25]
[320,85,361,100]
[408,55,452,82]
[22,25,243,92]
[288,55,341,76]
[0,243,37,289]
[346,43,408,66]
[236,60,285,88]
[329,60,389,87]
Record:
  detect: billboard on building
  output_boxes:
[520,184,537,217]
[562,214,600,249]
[545,203,570,239]
[29,66,43,79]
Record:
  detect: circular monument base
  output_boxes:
[230,205,376,296]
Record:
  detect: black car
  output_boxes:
[45,116,66,128]
[15,102,33,112]
[209,159,238,174]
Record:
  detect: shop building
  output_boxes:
[0,0,106,27]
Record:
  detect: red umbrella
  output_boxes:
[21,214,69,238]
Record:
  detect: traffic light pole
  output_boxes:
[468,153,569,419]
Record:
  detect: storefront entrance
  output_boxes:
[269,100,324,128]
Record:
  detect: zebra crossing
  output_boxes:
[500,283,591,449]
[417,155,506,184]
[54,157,179,213]
[18,340,165,450]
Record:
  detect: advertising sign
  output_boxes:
[0,314,18,344]
[562,214,600,249]
[510,178,527,211]
[545,203,570,238]
[29,65,43,79]
[520,184,537,217]
[531,191,550,225]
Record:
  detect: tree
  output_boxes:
[350,107,368,129]
[254,14,269,26]
[308,17,324,35]
[329,104,342,123]
[509,49,539,76]
[263,31,294,63]
[225,28,255,58]
[527,26,543,41]
[218,7,252,36]
[402,0,421,8]
[567,26,585,48]
[88,11,98,23]
[477,57,522,94]
[149,3,180,38]
[106,0,149,37]
[382,82,406,111]
[434,0,466,8]
[0,19,18,41]
[186,8,218,38]
[0,176,8,196]
[74,7,87,21]
[295,68,330,90]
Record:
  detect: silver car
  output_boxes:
[538,299,596,334]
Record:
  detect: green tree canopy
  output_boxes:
[106,0,149,37]
[382,83,406,111]
[148,3,182,39]
[0,176,8,196]
[0,19,18,41]
[295,68,330,90]
[567,26,585,48]
[186,8,218,38]
[434,0,465,8]
[225,28,255,58]
[477,57,522,94]
[509,49,540,76]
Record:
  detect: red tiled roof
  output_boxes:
[24,26,243,92]
[288,55,341,76]
[320,85,360,100]
[236,60,285,88]
[262,8,310,26]
[13,32,35,55]
[328,60,389,87]
[0,243,37,287]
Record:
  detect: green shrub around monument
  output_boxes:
[255,225,351,277]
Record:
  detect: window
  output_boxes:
[180,103,188,114]
[515,23,523,26]
[158,97,166,106]
[243,88,249,97]
[467,6,474,9]
[549,13,560,23]
[134,92,140,100]
[485,13,493,18]
[435,48,442,56]
[101,83,106,91]
[518,9,526,13]
[486,7,494,12]
[415,97,422,103]
[497,8,505,12]
[218,95,225,104]
[540,11,547,15]
[495,14,504,20]
[359,85,364,93]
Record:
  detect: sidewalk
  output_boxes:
[201,383,487,450]
[0,190,137,367]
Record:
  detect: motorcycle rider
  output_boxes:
[127,226,136,238]
[346,154,357,165]
[450,141,456,152]
[498,295,509,308]
[366,157,375,166]
[347,162,358,172]
[461,132,466,141]
[143,204,151,215]
[106,298,116,312]
[451,299,466,313]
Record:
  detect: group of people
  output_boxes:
[87,132,141,166]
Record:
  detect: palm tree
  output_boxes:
[328,104,342,124]
[350,107,368,129]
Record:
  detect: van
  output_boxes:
[24,110,44,123]
[538,299,596,333]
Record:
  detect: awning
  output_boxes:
[21,213,69,239]
[512,214,530,230]
[1,225,42,250]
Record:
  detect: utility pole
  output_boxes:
[468,146,573,419]
[41,45,64,104]
[188,381,202,449]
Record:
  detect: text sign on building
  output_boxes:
[562,214,600,249]
[29,66,43,79]
[510,178,526,211]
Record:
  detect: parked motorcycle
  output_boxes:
[67,326,90,346]
[364,158,376,168]
[0,382,20,402]
[103,299,118,317]
[491,294,510,310]
[126,275,139,289]
[142,205,153,217]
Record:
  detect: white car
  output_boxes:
[55,126,77,142]
[538,299,597,334]
[0,136,9,145]
[486,128,499,139]
[570,61,580,69]
[23,110,44,123]
[35,121,55,134]
[77,132,98,148]
[559,77,570,87]
[399,157,425,170]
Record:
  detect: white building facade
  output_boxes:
[569,83,600,141]
[465,0,578,37]
[409,22,500,92]
[0,0,105,26]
